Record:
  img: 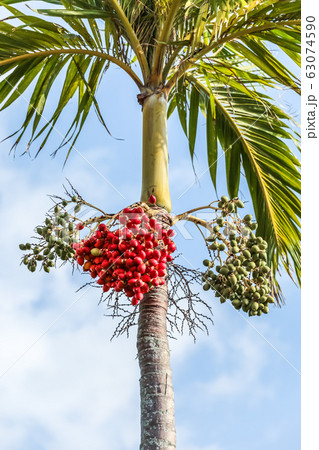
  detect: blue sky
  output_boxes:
[0,15,300,450]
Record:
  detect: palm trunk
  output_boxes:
[137,284,176,449]
[137,92,176,448]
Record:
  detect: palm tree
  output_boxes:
[0,0,300,448]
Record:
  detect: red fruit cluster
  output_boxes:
[72,206,176,305]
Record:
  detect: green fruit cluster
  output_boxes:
[19,199,77,273]
[202,197,274,316]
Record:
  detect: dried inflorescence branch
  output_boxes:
[99,261,212,341]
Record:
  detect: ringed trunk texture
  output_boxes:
[141,93,172,212]
[137,284,176,449]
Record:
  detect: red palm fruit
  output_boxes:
[142,274,151,283]
[135,292,144,301]
[149,195,156,204]
[76,222,84,230]
[131,297,139,306]
[137,228,147,238]
[98,223,107,231]
[95,239,104,248]
[161,229,167,237]
[138,250,146,260]
[141,284,149,294]
[161,249,168,256]
[125,290,134,298]
[128,278,137,286]
[101,260,109,269]
[119,215,127,225]
[130,239,138,247]
[131,217,142,225]
[130,227,140,235]
[152,249,161,259]
[141,214,149,222]
[145,249,153,259]
[145,233,153,242]
[134,271,142,279]
[134,256,143,265]
[166,254,173,262]
[135,279,143,287]
[160,257,167,263]
[145,241,153,249]
[118,242,127,252]
[125,258,134,267]
[149,218,156,228]
[155,223,162,232]
[137,263,146,274]
[152,278,160,286]
[157,262,166,271]
[168,242,176,252]
[150,269,158,278]
[158,278,165,285]
[118,272,126,281]
[95,231,102,239]
[77,257,84,266]
[83,246,90,253]
[103,285,110,292]
[97,278,104,285]
[83,261,92,271]
[84,254,91,261]
[167,229,175,237]
[126,271,133,279]
[153,239,159,247]
[123,207,131,214]
[148,258,158,267]
[158,269,166,277]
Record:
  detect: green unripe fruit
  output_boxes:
[251,245,259,253]
[230,274,237,285]
[47,261,54,267]
[236,200,244,208]
[36,255,44,261]
[263,306,269,314]
[207,234,216,242]
[259,252,267,261]
[74,204,82,213]
[242,298,249,306]
[36,227,43,235]
[91,248,101,257]
[217,218,225,226]
[259,243,267,251]
[213,225,220,233]
[247,262,256,270]
[209,243,218,251]
[230,240,237,247]
[216,265,221,272]
[242,305,249,313]
[238,267,246,275]
[250,223,257,230]
[267,296,275,304]
[243,250,251,258]
[71,196,78,202]
[54,205,60,214]
[232,247,239,254]
[62,200,68,207]
[221,195,229,203]
[251,301,259,311]
[23,257,29,265]
[203,259,210,267]
[25,243,31,250]
[30,265,36,273]
[234,259,241,267]
[227,264,235,272]
[43,266,50,273]
[203,283,210,291]
[19,244,26,251]
[227,203,235,212]
[48,253,55,260]
[261,265,270,274]
[220,297,226,303]
[33,247,40,255]
[207,270,214,277]
[237,285,245,295]
[222,287,231,297]
[219,266,229,276]
[244,214,253,222]
[232,300,242,308]
[218,201,225,208]
[254,292,261,300]
[219,243,226,251]
[215,292,221,298]
[43,248,50,256]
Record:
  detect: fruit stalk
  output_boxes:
[141,93,172,212]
